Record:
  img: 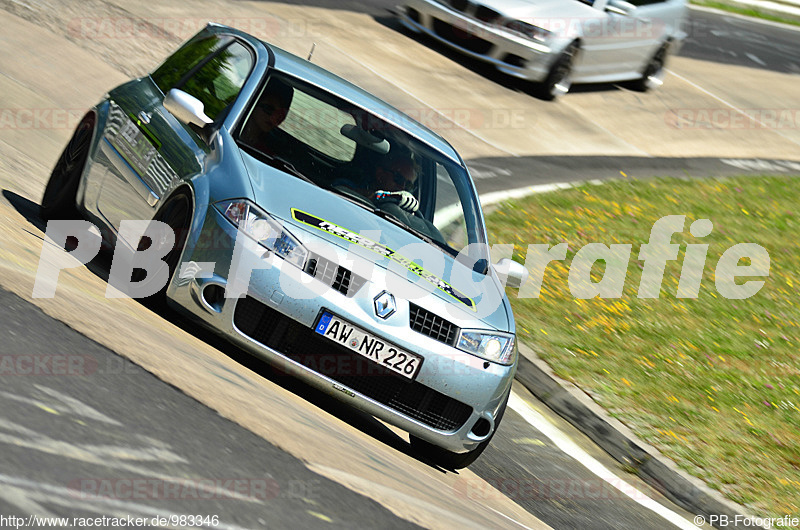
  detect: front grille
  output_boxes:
[409,303,459,346]
[233,297,473,432]
[432,19,493,55]
[406,7,421,23]
[304,253,366,297]
[474,5,500,23]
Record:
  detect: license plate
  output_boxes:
[314,312,422,380]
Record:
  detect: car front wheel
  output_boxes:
[40,113,95,221]
[130,190,193,304]
[540,42,578,101]
[633,42,670,92]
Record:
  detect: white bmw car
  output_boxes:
[399,0,687,98]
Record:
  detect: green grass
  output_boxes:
[485,176,800,517]
[691,0,800,27]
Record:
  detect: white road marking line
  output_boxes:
[480,182,576,207]
[38,384,123,425]
[483,504,539,530]
[478,179,607,207]
[721,158,800,172]
[0,473,253,530]
[667,69,800,149]
[308,463,514,529]
[746,53,767,66]
[690,5,800,32]
[0,416,262,503]
[508,391,702,530]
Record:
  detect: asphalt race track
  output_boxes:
[0,0,798,528]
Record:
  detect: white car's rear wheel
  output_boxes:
[634,42,670,92]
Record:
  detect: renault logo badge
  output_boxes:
[373,291,396,319]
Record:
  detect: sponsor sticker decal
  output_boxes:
[291,209,475,310]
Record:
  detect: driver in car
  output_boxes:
[366,148,420,213]
[240,79,294,154]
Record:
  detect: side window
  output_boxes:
[152,37,253,120]
[151,36,226,94]
[279,90,357,161]
[434,162,467,249]
[181,42,252,119]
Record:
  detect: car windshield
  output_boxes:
[235,72,488,261]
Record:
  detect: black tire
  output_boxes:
[633,42,670,92]
[132,191,192,303]
[40,113,95,221]
[540,42,578,101]
[410,393,509,470]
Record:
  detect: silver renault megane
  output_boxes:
[41,23,527,468]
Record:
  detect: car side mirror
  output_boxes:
[164,89,213,128]
[493,258,528,289]
[606,0,635,15]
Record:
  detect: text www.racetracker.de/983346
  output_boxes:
[0,514,221,528]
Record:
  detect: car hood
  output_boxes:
[242,152,512,331]
[482,0,599,25]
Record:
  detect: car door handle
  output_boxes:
[138,110,151,124]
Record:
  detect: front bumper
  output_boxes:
[166,203,515,453]
[399,0,558,81]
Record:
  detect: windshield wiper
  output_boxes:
[327,186,457,256]
[240,143,315,185]
[372,209,457,256]
[328,187,379,213]
[270,155,314,184]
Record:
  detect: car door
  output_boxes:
[577,0,648,77]
[614,0,667,71]
[626,0,680,67]
[96,34,253,239]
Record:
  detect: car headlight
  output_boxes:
[456,330,516,365]
[503,20,552,42]
[215,199,308,269]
